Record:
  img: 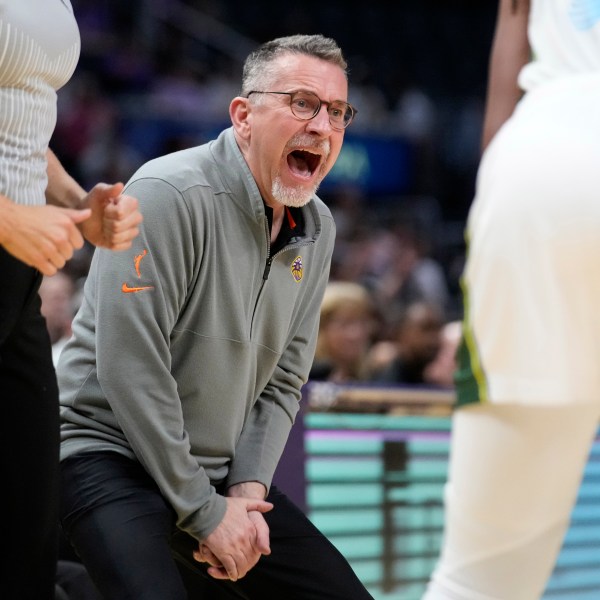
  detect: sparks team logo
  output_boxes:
[291,255,303,282]
[122,249,155,293]
[134,249,148,277]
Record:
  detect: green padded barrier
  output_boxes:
[303,408,600,600]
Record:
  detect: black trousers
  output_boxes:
[60,451,375,600]
[0,248,59,600]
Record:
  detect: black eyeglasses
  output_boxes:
[247,90,357,130]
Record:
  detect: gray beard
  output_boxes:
[271,177,319,208]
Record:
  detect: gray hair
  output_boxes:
[241,34,348,96]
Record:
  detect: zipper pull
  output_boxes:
[263,257,272,280]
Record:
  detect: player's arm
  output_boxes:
[480,0,531,152]
[0,152,91,275]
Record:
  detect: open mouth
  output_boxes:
[287,149,322,179]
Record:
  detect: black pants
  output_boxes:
[0,248,59,600]
[60,451,375,600]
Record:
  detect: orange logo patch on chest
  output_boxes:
[122,249,154,294]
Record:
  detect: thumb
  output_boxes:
[245,500,274,514]
[90,182,125,201]
[66,208,92,223]
[104,181,125,198]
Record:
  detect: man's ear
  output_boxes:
[230,97,251,140]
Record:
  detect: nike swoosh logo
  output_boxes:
[121,283,154,293]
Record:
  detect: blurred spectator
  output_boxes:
[391,84,437,142]
[368,300,443,386]
[422,319,461,389]
[39,272,79,366]
[390,83,439,196]
[363,220,449,326]
[326,185,375,282]
[310,281,380,383]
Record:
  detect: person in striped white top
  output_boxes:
[0,2,142,598]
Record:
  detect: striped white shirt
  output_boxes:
[0,0,80,205]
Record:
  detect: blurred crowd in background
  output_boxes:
[46,0,498,390]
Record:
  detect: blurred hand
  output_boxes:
[79,182,142,250]
[0,202,91,276]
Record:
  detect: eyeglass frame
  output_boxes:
[246,90,357,130]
